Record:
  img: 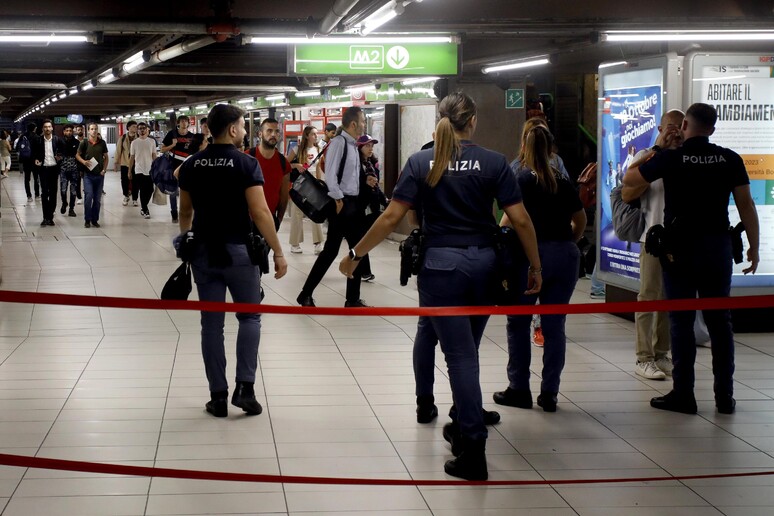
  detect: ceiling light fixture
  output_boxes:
[344,84,376,93]
[81,81,94,91]
[69,88,78,95]
[0,34,89,43]
[481,56,551,74]
[195,104,208,110]
[249,36,454,45]
[237,98,254,104]
[361,0,403,36]
[598,61,628,69]
[98,72,115,84]
[602,30,774,42]
[294,90,322,97]
[264,94,286,101]
[401,76,440,85]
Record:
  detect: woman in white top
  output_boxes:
[287,126,324,254]
[0,130,11,178]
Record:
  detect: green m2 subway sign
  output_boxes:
[293,43,458,76]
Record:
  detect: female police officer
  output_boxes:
[178,104,287,418]
[339,92,542,480]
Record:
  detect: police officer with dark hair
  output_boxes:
[339,91,542,480]
[624,102,760,415]
[178,104,287,418]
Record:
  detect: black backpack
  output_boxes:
[16,135,32,158]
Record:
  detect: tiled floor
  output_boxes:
[1,170,774,515]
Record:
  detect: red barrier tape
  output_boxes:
[1,453,773,486]
[1,289,773,317]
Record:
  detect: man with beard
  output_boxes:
[246,118,290,229]
[32,119,64,226]
[59,124,81,217]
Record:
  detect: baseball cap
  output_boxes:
[356,134,378,146]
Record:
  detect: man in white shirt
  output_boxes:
[623,109,684,380]
[128,122,158,219]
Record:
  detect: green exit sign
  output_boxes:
[293,43,458,76]
[505,89,524,109]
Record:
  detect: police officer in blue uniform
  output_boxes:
[339,92,542,480]
[178,104,288,418]
[623,103,760,415]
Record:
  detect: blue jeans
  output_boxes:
[418,245,496,441]
[506,241,580,395]
[83,173,104,222]
[413,316,437,397]
[662,234,734,399]
[170,192,178,219]
[192,243,263,393]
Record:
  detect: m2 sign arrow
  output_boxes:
[293,43,458,76]
[386,46,409,69]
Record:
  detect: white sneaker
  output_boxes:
[655,356,673,376]
[290,245,303,254]
[142,211,151,219]
[76,199,83,205]
[635,361,666,380]
[122,196,129,206]
[133,200,139,207]
[314,242,324,255]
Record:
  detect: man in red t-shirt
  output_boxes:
[247,118,290,229]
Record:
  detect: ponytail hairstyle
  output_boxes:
[517,117,549,165]
[427,92,477,187]
[522,125,558,194]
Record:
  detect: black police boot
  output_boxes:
[205,390,228,418]
[448,404,500,425]
[537,392,558,412]
[444,436,488,481]
[493,387,533,409]
[650,390,697,414]
[231,381,263,415]
[416,395,438,424]
[716,395,736,414]
[442,422,463,457]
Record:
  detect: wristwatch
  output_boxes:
[651,145,662,152]
[348,249,363,261]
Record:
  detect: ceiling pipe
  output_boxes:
[0,82,68,89]
[98,84,296,92]
[318,0,364,35]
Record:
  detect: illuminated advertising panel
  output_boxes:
[687,52,774,291]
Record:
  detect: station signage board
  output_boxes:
[293,42,458,76]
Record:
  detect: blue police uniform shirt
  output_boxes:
[392,141,522,247]
[514,168,582,242]
[178,143,264,245]
[639,136,749,233]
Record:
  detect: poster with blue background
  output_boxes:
[599,84,662,281]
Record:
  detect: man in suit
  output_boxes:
[32,119,64,226]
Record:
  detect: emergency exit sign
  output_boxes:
[505,89,524,109]
[293,43,458,76]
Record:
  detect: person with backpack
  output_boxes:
[493,125,586,414]
[246,118,291,230]
[622,109,685,381]
[16,123,38,202]
[297,106,368,308]
[114,120,139,206]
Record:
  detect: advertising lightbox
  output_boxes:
[686,52,774,292]
[596,54,683,291]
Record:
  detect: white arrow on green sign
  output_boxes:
[506,89,524,109]
[293,43,458,76]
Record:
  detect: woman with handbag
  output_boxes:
[493,125,587,413]
[339,92,542,480]
[287,126,324,254]
[177,104,287,419]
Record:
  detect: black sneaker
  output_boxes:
[716,395,736,414]
[60,204,67,214]
[84,221,91,228]
[68,209,76,217]
[362,274,376,282]
[493,387,533,409]
[650,390,697,414]
[442,422,463,457]
[40,220,48,227]
[231,382,262,415]
[416,396,438,424]
[537,392,558,412]
[443,438,488,481]
[296,293,316,307]
[92,221,101,228]
[448,404,500,426]
[205,391,228,418]
[344,299,369,308]
[47,219,55,226]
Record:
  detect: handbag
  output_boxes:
[290,173,333,223]
[152,185,168,205]
[493,226,527,305]
[160,261,192,300]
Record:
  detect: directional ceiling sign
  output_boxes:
[293,42,458,76]
[505,89,524,109]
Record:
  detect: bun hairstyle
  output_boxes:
[522,125,558,194]
[427,91,477,187]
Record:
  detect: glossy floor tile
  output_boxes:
[2,171,774,514]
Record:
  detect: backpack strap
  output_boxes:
[336,135,348,186]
